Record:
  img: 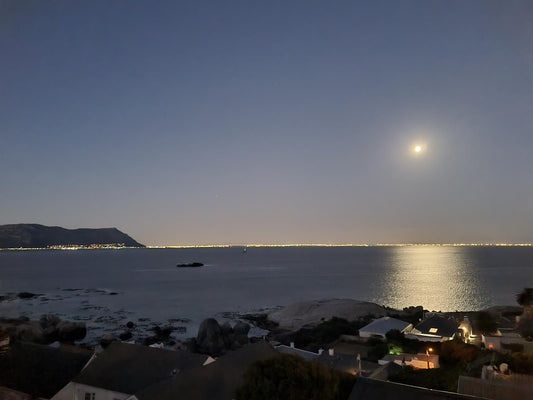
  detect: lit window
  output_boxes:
[429,328,438,333]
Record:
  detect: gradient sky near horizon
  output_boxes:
[1,0,533,245]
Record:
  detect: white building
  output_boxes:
[359,317,413,339]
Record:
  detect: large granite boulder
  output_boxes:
[232,321,251,346]
[39,314,61,329]
[221,322,233,336]
[196,318,227,356]
[57,321,86,342]
[100,333,117,348]
[234,321,250,336]
[14,322,47,344]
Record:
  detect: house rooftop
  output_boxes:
[369,362,403,381]
[0,341,92,398]
[136,341,278,400]
[275,344,319,361]
[360,317,412,336]
[414,316,458,338]
[349,377,489,400]
[73,342,207,394]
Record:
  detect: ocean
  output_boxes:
[0,246,531,342]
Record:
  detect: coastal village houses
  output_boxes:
[406,315,460,342]
[51,341,279,400]
[52,342,208,400]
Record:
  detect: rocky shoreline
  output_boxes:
[1,294,523,353]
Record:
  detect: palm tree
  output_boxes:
[516,288,533,319]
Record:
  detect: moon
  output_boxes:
[414,145,422,153]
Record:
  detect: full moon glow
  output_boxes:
[414,145,422,153]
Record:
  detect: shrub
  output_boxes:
[389,365,465,392]
[496,352,533,374]
[235,354,355,400]
[385,329,424,353]
[473,311,498,335]
[284,317,369,351]
[439,340,481,366]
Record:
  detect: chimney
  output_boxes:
[318,348,324,355]
[290,342,295,349]
[328,348,334,356]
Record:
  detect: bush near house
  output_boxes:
[365,336,389,362]
[235,354,356,400]
[517,317,533,339]
[496,352,533,374]
[282,316,373,352]
[473,311,498,335]
[385,329,425,354]
[439,339,482,366]
[389,365,465,392]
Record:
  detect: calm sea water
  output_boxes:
[0,246,531,341]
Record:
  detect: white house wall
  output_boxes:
[51,382,130,400]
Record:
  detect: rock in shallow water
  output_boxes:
[57,321,86,342]
[17,292,39,299]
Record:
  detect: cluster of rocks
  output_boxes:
[99,321,183,348]
[0,292,41,302]
[0,314,86,344]
[191,318,251,356]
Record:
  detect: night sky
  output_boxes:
[2,1,532,245]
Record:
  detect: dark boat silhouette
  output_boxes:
[176,262,204,268]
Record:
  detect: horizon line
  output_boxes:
[146,242,533,249]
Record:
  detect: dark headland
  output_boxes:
[0,224,143,248]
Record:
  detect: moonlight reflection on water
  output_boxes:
[374,246,489,311]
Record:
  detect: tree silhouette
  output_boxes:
[516,288,533,319]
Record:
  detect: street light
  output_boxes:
[426,347,433,369]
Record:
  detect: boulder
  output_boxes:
[234,321,250,336]
[153,325,173,338]
[142,336,160,346]
[100,333,117,348]
[15,322,46,344]
[57,321,86,342]
[119,331,133,341]
[221,322,233,336]
[40,314,61,329]
[196,318,227,356]
[17,292,38,299]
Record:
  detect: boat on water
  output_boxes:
[176,262,203,268]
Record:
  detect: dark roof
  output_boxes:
[0,341,92,398]
[136,341,278,400]
[316,353,379,375]
[73,342,207,394]
[369,362,403,381]
[276,345,318,360]
[349,378,489,400]
[414,316,458,338]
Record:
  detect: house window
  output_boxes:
[429,328,438,333]
[84,393,95,400]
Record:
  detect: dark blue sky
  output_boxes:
[2,0,532,245]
